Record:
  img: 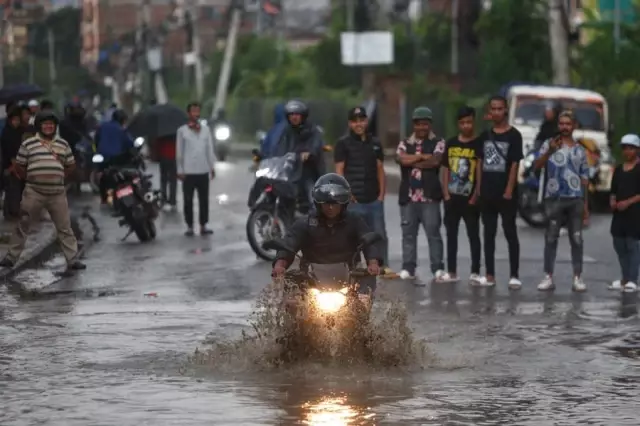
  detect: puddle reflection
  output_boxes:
[301,395,375,425]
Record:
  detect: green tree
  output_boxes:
[27,7,82,67]
[474,0,551,89]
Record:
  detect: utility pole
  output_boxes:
[0,12,5,88]
[211,3,241,119]
[47,27,56,89]
[188,0,204,100]
[450,0,459,75]
[548,0,570,85]
[614,0,621,56]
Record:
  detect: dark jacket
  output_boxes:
[273,120,326,181]
[261,103,287,158]
[334,132,383,203]
[95,121,134,160]
[275,210,381,266]
[1,124,24,171]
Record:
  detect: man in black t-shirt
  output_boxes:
[334,107,395,278]
[479,95,523,290]
[609,133,640,293]
[441,106,483,284]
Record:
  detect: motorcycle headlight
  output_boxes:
[214,125,231,141]
[310,288,347,313]
[92,154,104,164]
[523,153,535,169]
[255,167,269,178]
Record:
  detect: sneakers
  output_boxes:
[68,260,87,271]
[508,277,522,290]
[200,226,214,236]
[537,274,555,291]
[436,272,459,283]
[185,228,194,236]
[609,280,638,292]
[469,273,485,286]
[483,276,496,287]
[572,276,587,292]
[398,269,415,280]
[433,269,446,281]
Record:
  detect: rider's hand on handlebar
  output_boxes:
[272,260,287,277]
[301,152,310,162]
[550,136,562,151]
[367,260,380,276]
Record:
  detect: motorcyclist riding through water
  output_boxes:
[271,173,381,306]
[95,109,135,203]
[271,100,326,212]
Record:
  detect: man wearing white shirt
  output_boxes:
[176,102,216,236]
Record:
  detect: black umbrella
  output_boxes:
[0,84,45,105]
[127,103,189,140]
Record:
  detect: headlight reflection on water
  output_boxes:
[311,288,348,313]
[302,396,375,425]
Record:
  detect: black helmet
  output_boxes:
[312,173,352,207]
[112,109,128,124]
[284,99,308,117]
[34,110,59,130]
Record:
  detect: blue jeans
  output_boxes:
[348,200,389,266]
[613,236,640,283]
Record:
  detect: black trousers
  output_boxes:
[159,158,177,206]
[183,173,209,228]
[481,198,520,278]
[3,173,24,219]
[444,196,481,274]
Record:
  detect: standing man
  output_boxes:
[533,110,589,292]
[441,106,483,284]
[1,107,25,220]
[395,107,445,281]
[334,106,395,277]
[176,102,216,236]
[0,111,85,272]
[479,95,523,289]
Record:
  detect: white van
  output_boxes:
[506,84,614,193]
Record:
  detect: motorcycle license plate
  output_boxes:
[116,186,133,198]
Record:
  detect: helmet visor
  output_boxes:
[313,184,350,205]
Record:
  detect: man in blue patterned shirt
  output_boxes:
[532,110,589,292]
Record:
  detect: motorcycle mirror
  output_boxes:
[134,137,145,148]
[92,154,104,163]
[262,239,292,252]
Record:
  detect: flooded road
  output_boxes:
[1,159,638,425]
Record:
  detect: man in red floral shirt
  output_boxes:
[395,106,446,281]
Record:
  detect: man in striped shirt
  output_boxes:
[0,111,86,271]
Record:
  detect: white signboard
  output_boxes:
[340,31,394,66]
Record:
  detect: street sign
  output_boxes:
[340,31,394,66]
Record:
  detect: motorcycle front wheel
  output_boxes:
[132,217,156,242]
[518,187,548,228]
[246,206,287,261]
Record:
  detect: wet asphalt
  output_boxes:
[0,156,638,426]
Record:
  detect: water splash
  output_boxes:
[187,281,435,372]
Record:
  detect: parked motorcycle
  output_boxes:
[246,151,300,261]
[262,232,381,361]
[92,137,163,242]
[518,139,603,228]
